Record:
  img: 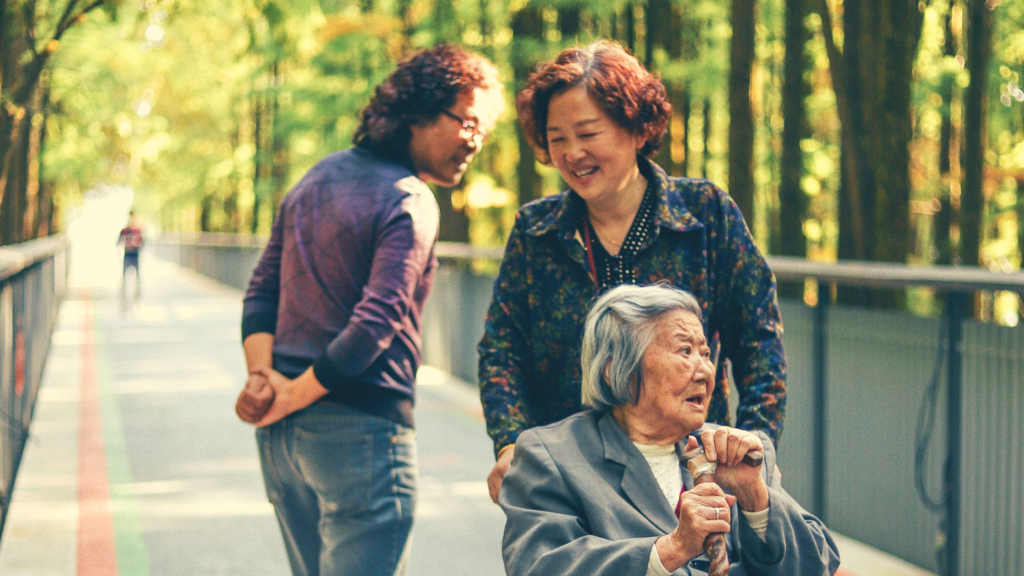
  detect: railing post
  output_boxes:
[942,291,966,576]
[812,285,829,520]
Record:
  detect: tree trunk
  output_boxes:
[559,7,580,41]
[1017,176,1024,266]
[400,0,415,46]
[32,80,52,238]
[778,0,809,299]
[625,3,636,54]
[960,0,990,268]
[1,109,30,245]
[251,86,269,233]
[644,0,669,70]
[26,101,44,239]
[728,0,756,222]
[934,4,958,265]
[648,0,684,175]
[512,6,544,204]
[200,193,213,232]
[680,92,692,176]
[433,0,458,45]
[822,0,923,308]
[436,184,470,242]
[0,0,106,244]
[702,97,712,178]
[271,61,289,220]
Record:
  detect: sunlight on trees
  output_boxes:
[1,0,1022,320]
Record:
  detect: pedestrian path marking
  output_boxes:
[77,296,151,576]
[77,298,117,576]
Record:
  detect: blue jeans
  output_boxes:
[257,402,417,576]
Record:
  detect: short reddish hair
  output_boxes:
[516,41,670,165]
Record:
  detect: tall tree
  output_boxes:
[1017,177,1024,265]
[816,0,924,306]
[934,2,959,265]
[959,0,991,267]
[648,0,688,177]
[511,5,545,204]
[729,0,757,222]
[0,0,109,245]
[778,0,809,297]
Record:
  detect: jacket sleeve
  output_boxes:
[729,432,840,576]
[500,431,656,576]
[710,187,787,446]
[242,207,286,340]
[311,190,439,389]
[478,211,538,456]
[732,487,841,576]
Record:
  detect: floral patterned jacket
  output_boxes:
[477,157,786,456]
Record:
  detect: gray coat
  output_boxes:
[500,410,840,576]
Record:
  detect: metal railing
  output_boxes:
[151,234,1024,576]
[767,256,1024,576]
[0,235,69,539]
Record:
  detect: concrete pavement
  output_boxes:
[0,244,934,576]
[0,252,504,575]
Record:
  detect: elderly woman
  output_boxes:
[479,40,786,502]
[500,284,838,576]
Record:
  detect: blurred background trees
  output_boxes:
[1,0,1022,320]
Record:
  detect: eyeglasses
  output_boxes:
[440,109,489,141]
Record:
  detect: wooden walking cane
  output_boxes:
[684,447,764,576]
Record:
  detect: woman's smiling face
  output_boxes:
[545,85,644,206]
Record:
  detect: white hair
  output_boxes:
[580,284,703,410]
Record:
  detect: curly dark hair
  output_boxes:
[516,41,671,165]
[353,44,503,159]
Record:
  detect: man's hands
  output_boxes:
[487,445,515,503]
[234,364,327,424]
[235,372,276,423]
[234,366,329,427]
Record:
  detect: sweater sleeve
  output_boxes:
[242,207,285,340]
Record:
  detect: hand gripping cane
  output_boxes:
[683,447,764,576]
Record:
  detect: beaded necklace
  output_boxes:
[581,181,657,291]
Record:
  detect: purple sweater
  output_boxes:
[242,146,439,427]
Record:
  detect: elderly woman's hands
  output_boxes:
[655,482,736,571]
[698,429,769,512]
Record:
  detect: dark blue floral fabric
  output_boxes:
[478,157,786,456]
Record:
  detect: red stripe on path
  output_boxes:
[77,300,118,576]
[835,569,855,576]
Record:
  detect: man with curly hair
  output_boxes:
[235,44,503,576]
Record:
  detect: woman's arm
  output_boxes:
[709,186,787,446]
[478,212,538,455]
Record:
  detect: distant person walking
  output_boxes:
[117,211,144,309]
[234,44,504,576]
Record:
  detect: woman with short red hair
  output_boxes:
[478,41,788,504]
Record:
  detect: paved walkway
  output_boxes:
[0,253,504,575]
[0,247,935,576]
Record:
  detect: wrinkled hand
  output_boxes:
[697,429,768,511]
[235,372,275,423]
[487,445,515,504]
[656,482,737,570]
